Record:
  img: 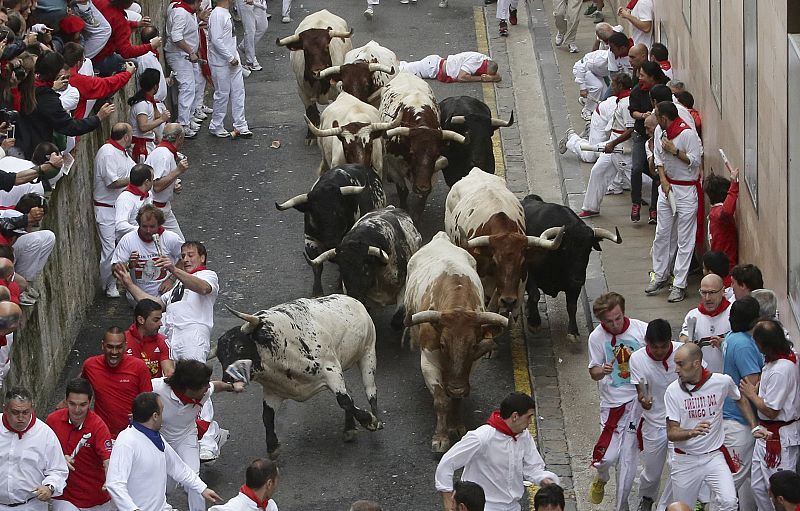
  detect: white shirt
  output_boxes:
[653,123,703,181]
[58,84,80,112]
[106,425,207,511]
[129,100,158,141]
[589,96,616,143]
[210,492,278,511]
[0,162,43,207]
[111,229,183,296]
[0,417,68,506]
[681,305,732,373]
[161,269,219,330]
[608,95,635,141]
[94,143,135,205]
[435,425,559,511]
[607,52,632,75]
[114,190,152,239]
[759,359,800,424]
[588,319,648,407]
[628,0,654,48]
[152,378,213,444]
[664,372,739,454]
[444,52,488,80]
[76,59,97,119]
[144,146,178,205]
[573,50,610,89]
[165,4,200,54]
[629,341,681,428]
[208,7,239,67]
[134,52,167,103]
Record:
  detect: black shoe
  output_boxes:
[583,3,597,15]
[509,8,517,25]
[499,20,508,36]
[484,0,497,4]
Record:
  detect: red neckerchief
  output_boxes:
[171,0,195,13]
[144,93,158,114]
[124,183,149,200]
[639,81,653,92]
[187,265,207,274]
[0,335,6,347]
[601,317,631,347]
[646,342,673,371]
[616,88,631,103]
[658,60,671,72]
[107,138,128,155]
[665,116,691,140]
[475,60,489,76]
[239,485,269,509]
[127,324,163,346]
[486,410,517,441]
[698,298,730,317]
[151,49,160,60]
[136,226,165,243]
[34,78,54,88]
[156,140,178,157]
[766,351,798,364]
[681,368,712,395]
[626,0,638,8]
[172,388,203,406]
[3,412,36,439]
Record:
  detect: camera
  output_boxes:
[0,109,20,125]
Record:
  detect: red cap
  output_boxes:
[59,15,85,34]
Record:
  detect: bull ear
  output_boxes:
[333,120,339,128]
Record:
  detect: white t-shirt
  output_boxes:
[210,492,278,511]
[161,269,219,330]
[588,318,648,407]
[134,52,167,103]
[759,359,800,424]
[664,372,739,454]
[165,4,200,54]
[94,143,135,205]
[629,0,654,48]
[111,229,183,296]
[444,52,487,80]
[681,305,732,373]
[152,377,213,444]
[144,146,178,204]
[629,341,681,428]
[608,95,635,139]
[114,190,152,240]
[130,100,158,140]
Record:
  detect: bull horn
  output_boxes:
[448,115,466,125]
[491,110,514,127]
[276,33,300,46]
[310,248,337,266]
[367,246,389,263]
[328,28,354,39]
[315,65,341,79]
[385,126,411,138]
[540,226,565,240]
[441,130,467,144]
[225,305,262,334]
[340,185,364,196]
[275,193,308,210]
[368,63,394,74]
[593,226,623,244]
[369,116,401,132]
[527,227,565,250]
[467,236,491,248]
[410,310,442,326]
[475,311,509,328]
[304,115,343,138]
[367,88,383,103]
[434,155,448,171]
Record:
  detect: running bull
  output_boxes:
[316,40,398,107]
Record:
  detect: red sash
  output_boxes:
[760,419,798,469]
[592,404,626,464]
[666,172,705,247]
[436,58,456,83]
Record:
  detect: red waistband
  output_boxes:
[132,136,153,143]
[611,129,626,134]
[674,445,722,456]
[93,201,113,208]
[153,201,168,208]
[666,177,700,186]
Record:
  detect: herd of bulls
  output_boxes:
[212,9,624,456]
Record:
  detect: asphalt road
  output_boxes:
[52,1,522,510]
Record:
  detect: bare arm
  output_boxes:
[112,264,165,306]
[666,418,710,442]
[152,159,188,193]
[589,363,613,381]
[109,177,130,188]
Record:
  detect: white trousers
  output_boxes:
[751,438,800,511]
[594,404,641,511]
[167,436,205,511]
[156,203,184,241]
[209,64,248,132]
[165,52,206,127]
[167,324,212,362]
[553,0,582,43]
[580,72,607,120]
[651,184,697,289]
[281,0,291,17]
[496,0,518,21]
[399,55,440,80]
[723,419,757,511]
[52,500,115,511]
[566,133,599,163]
[639,422,673,507]
[234,0,268,65]
[582,151,632,212]
[13,230,55,281]
[73,1,111,59]
[671,450,737,511]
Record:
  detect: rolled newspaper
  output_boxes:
[579,143,631,155]
[225,359,253,386]
[152,233,163,258]
[667,190,677,216]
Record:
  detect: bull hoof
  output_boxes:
[431,436,451,453]
[362,415,384,432]
[343,429,358,443]
[448,425,467,438]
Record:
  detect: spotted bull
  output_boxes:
[316,40,399,107]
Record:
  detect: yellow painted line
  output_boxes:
[473,6,505,178]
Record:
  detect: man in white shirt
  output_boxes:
[572,49,610,121]
[607,32,633,76]
[135,27,168,103]
[209,459,279,511]
[586,292,647,511]
[617,0,653,48]
[664,343,763,511]
[114,163,153,240]
[70,0,112,59]
[94,123,135,297]
[645,101,704,303]
[144,123,189,239]
[0,387,68,511]
[106,392,221,511]
[207,0,251,138]
[399,52,501,83]
[435,392,558,511]
[679,274,732,373]
[629,319,681,511]
[559,94,615,163]
[3,195,56,306]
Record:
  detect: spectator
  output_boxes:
[678,274,732,373]
[0,51,35,112]
[741,320,800,511]
[649,42,672,78]
[5,191,55,304]
[553,0,581,53]
[46,378,115,511]
[114,163,153,240]
[125,298,173,378]
[674,91,701,136]
[63,42,133,121]
[134,27,169,105]
[533,484,565,511]
[0,300,21,389]
[92,0,161,76]
[0,386,69,510]
[68,0,111,60]
[453,481,485,511]
[731,264,763,301]
[705,173,739,274]
[667,79,685,94]
[0,257,20,303]
[649,84,696,132]
[208,459,278,511]
[79,326,153,437]
[768,470,800,511]
[751,289,779,321]
[616,0,652,48]
[105,392,221,511]
[127,69,168,162]
[144,123,188,238]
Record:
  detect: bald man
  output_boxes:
[592,22,623,51]
[0,301,22,390]
[628,44,648,76]
[665,503,692,511]
[664,343,762,511]
[678,274,732,373]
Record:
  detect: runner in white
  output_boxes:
[399,52,501,83]
[572,49,610,121]
[114,164,153,240]
[679,274,732,373]
[208,459,279,511]
[664,343,764,511]
[144,123,189,240]
[559,94,615,163]
[617,0,653,49]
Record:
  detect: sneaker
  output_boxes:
[577,210,599,218]
[667,286,687,303]
[189,120,200,131]
[645,272,670,295]
[606,186,623,195]
[232,129,253,139]
[26,287,40,299]
[584,3,597,15]
[580,109,592,122]
[364,6,373,18]
[648,210,657,224]
[281,15,291,22]
[558,128,575,154]
[578,95,587,106]
[484,0,497,4]
[579,120,591,138]
[199,449,217,463]
[631,203,641,222]
[555,31,564,46]
[18,290,36,306]
[589,477,606,505]
[183,128,198,139]
[499,20,508,36]
[251,60,263,71]
[569,43,579,53]
[193,109,208,120]
[438,0,447,7]
[201,105,213,114]
[400,0,409,4]
[242,66,252,78]
[509,8,517,25]
[218,428,230,451]
[211,129,231,138]
[591,11,604,23]
[105,283,120,298]
[694,501,705,511]
[638,497,654,511]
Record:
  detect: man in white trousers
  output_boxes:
[572,49,610,121]
[145,123,188,239]
[209,459,279,511]
[586,292,647,511]
[646,101,703,303]
[664,343,764,511]
[165,0,210,139]
[235,0,267,69]
[207,0,252,138]
[629,319,681,511]
[558,93,614,163]
[495,0,518,36]
[553,0,582,52]
[94,123,134,297]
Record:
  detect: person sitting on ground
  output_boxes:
[731,263,763,301]
[534,483,565,511]
[649,42,672,79]
[399,51,501,83]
